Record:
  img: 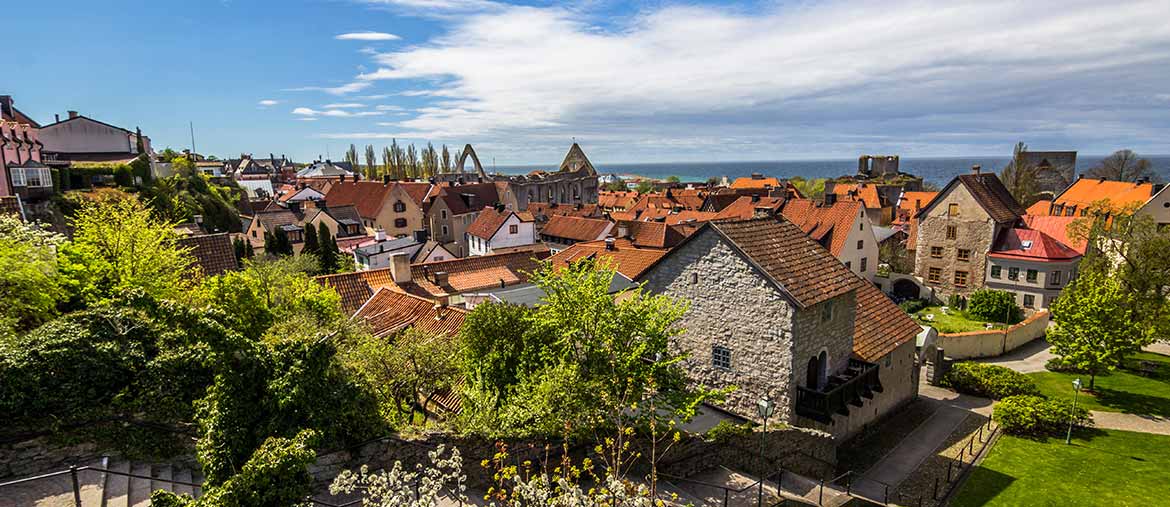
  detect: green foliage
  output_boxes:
[0,216,66,336]
[194,256,338,341]
[634,181,654,194]
[967,289,1021,323]
[301,223,320,257]
[317,222,338,272]
[665,175,681,183]
[942,363,1039,400]
[788,176,826,199]
[272,228,294,257]
[999,142,1045,207]
[458,258,720,438]
[130,153,153,184]
[602,179,627,192]
[1049,265,1150,389]
[898,299,927,314]
[65,198,195,306]
[153,429,320,507]
[114,164,134,187]
[947,293,968,311]
[994,395,1091,437]
[704,420,753,443]
[140,172,243,233]
[341,328,461,425]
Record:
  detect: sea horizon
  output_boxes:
[488,155,1170,187]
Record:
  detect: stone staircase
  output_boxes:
[0,457,203,507]
[659,466,857,507]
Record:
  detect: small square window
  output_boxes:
[441,209,448,220]
[509,224,518,234]
[857,240,864,250]
[928,267,942,283]
[821,300,835,322]
[954,270,969,287]
[1051,271,1062,285]
[948,203,960,217]
[1026,269,1038,283]
[957,249,971,262]
[712,345,732,370]
[946,226,957,240]
[690,272,699,285]
[930,246,944,258]
[1008,267,1019,281]
[990,265,1002,278]
[1023,294,1035,308]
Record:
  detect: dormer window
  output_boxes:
[1021,240,1033,250]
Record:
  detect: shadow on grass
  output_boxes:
[948,467,1016,507]
[1092,388,1170,418]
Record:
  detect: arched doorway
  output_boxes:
[817,350,829,387]
[806,356,820,389]
[892,278,920,300]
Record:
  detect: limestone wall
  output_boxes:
[935,311,1049,359]
[794,340,919,440]
[789,294,857,427]
[913,184,1000,298]
[640,228,798,421]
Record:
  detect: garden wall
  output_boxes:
[935,311,1049,359]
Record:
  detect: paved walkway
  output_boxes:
[857,397,970,494]
[973,338,1053,373]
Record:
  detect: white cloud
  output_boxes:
[297,118,319,121]
[258,99,280,107]
[293,107,385,118]
[323,102,366,108]
[336,31,400,41]
[375,104,405,111]
[284,81,372,95]
[337,0,1170,158]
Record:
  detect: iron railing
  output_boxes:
[795,358,883,424]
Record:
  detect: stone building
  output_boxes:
[445,143,599,210]
[913,167,1025,299]
[638,217,920,439]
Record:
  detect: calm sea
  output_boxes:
[491,156,1170,187]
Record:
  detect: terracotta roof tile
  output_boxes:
[956,173,1026,223]
[711,217,858,308]
[467,207,531,240]
[598,191,640,209]
[540,215,614,242]
[730,176,783,189]
[316,268,399,314]
[852,279,920,362]
[780,199,863,257]
[402,250,551,298]
[354,287,467,338]
[435,183,500,215]
[990,228,1082,262]
[1026,199,1052,216]
[894,191,938,224]
[323,181,396,219]
[619,220,687,249]
[177,233,239,277]
[830,183,884,209]
[1021,215,1086,254]
[548,239,669,279]
[525,201,601,220]
[1052,178,1154,213]
[398,182,434,207]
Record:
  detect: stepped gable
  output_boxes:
[558,142,596,175]
[177,233,239,276]
[315,267,398,314]
[851,279,921,361]
[709,216,858,308]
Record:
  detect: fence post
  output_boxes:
[932,477,939,500]
[883,484,889,504]
[946,461,953,482]
[70,465,81,507]
[968,436,975,455]
[818,478,825,506]
[723,488,729,507]
[758,481,764,507]
[978,425,984,442]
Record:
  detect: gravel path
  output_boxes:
[1089,411,1170,436]
[972,338,1053,373]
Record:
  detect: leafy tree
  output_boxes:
[1086,149,1153,182]
[440,144,452,173]
[171,157,196,177]
[113,164,134,186]
[232,238,247,262]
[634,181,654,194]
[152,429,321,507]
[272,228,293,257]
[158,147,181,162]
[878,239,914,275]
[345,144,359,168]
[195,256,338,341]
[665,175,681,184]
[460,302,542,399]
[140,172,243,233]
[0,216,66,336]
[788,176,826,199]
[967,289,1022,323]
[1048,265,1151,389]
[342,328,461,424]
[364,144,377,179]
[65,198,195,305]
[602,179,627,192]
[1000,142,1040,207]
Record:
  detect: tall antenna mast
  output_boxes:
[189,121,196,157]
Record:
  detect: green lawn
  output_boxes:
[1029,351,1170,417]
[913,306,1008,334]
[952,429,1170,507]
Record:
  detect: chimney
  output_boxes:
[605,237,616,251]
[68,110,78,119]
[389,252,412,284]
[383,174,391,185]
[824,193,837,205]
[375,228,387,241]
[0,96,13,118]
[617,223,629,238]
[433,271,450,286]
[971,164,981,175]
[339,174,346,183]
[55,113,60,123]
[1099,176,1107,183]
[751,193,760,203]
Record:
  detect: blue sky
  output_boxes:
[8,0,1170,165]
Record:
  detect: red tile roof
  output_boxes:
[397,182,434,207]
[710,217,858,308]
[1022,215,1087,254]
[780,199,863,257]
[466,207,532,240]
[540,215,614,242]
[619,220,688,249]
[947,173,1026,223]
[525,201,602,220]
[598,191,639,210]
[713,195,785,221]
[354,287,467,338]
[402,250,551,298]
[434,183,500,215]
[990,228,1082,262]
[1025,199,1052,216]
[730,176,782,189]
[548,239,669,280]
[323,181,396,219]
[852,279,920,362]
[177,233,239,277]
[629,194,678,212]
[894,191,938,224]
[1052,178,1155,213]
[830,183,884,209]
[316,268,398,314]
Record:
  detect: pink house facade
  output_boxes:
[0,95,47,198]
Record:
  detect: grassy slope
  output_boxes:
[913,306,1008,334]
[952,429,1170,507]
[1029,351,1170,417]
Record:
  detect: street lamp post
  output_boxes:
[756,397,775,506]
[1066,378,1082,445]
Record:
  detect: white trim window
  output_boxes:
[10,168,26,187]
[27,168,52,188]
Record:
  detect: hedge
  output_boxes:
[994,395,1092,436]
[942,362,1039,399]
